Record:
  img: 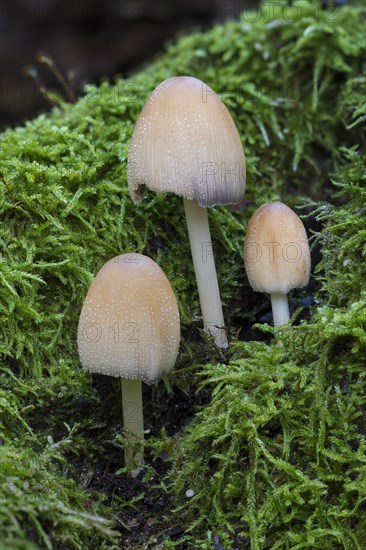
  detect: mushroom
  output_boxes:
[77,253,180,467]
[243,202,311,327]
[127,76,246,348]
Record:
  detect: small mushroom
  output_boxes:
[128,76,246,348]
[77,253,180,467]
[243,202,310,327]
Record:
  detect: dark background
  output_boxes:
[0,0,259,129]
[0,0,348,130]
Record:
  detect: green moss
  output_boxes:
[164,298,366,548]
[0,424,116,549]
[0,1,365,548]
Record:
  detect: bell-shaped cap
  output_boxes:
[128,76,246,207]
[77,254,180,384]
[244,202,311,294]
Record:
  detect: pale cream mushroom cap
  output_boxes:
[244,202,311,294]
[77,254,180,384]
[127,76,246,207]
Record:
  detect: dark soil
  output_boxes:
[83,374,214,548]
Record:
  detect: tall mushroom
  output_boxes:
[243,202,311,327]
[77,253,180,467]
[127,76,246,348]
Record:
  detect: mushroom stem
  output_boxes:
[183,198,228,348]
[270,293,290,327]
[121,379,144,467]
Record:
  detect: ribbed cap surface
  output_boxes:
[77,254,180,384]
[128,76,245,207]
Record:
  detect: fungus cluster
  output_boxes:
[77,77,311,470]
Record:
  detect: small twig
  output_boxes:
[22,65,60,108]
[0,173,23,209]
[40,171,46,209]
[37,52,76,103]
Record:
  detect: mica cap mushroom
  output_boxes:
[128,76,246,347]
[244,201,311,327]
[128,76,245,207]
[77,253,180,466]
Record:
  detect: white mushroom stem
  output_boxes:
[270,293,290,327]
[183,198,228,348]
[121,379,144,467]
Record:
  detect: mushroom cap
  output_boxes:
[127,76,246,207]
[244,202,311,294]
[77,254,180,384]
